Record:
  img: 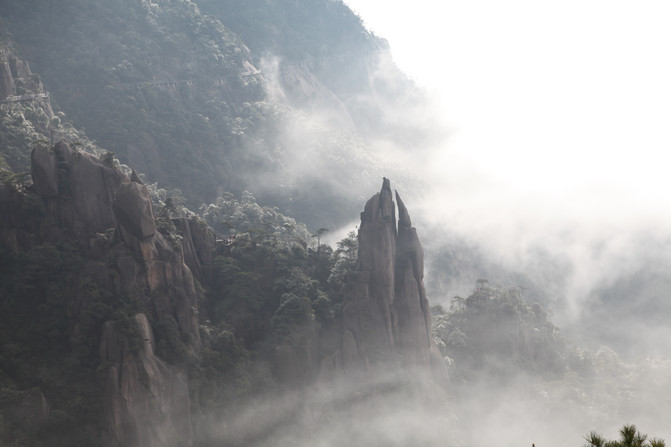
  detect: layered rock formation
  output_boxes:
[1,141,216,446]
[342,178,447,382]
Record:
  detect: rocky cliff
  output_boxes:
[342,178,447,383]
[0,43,49,105]
[1,141,215,446]
[100,314,192,447]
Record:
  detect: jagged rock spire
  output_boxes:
[342,178,447,382]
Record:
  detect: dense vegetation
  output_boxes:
[0,242,106,446]
[432,280,565,382]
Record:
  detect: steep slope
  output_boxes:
[1,141,208,446]
[0,0,421,227]
[0,40,105,176]
[0,40,54,172]
[195,0,416,135]
[0,0,263,203]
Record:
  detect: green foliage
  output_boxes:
[311,227,329,251]
[200,190,312,248]
[201,216,341,391]
[197,0,374,66]
[99,150,116,166]
[154,212,183,246]
[327,230,358,293]
[0,169,31,192]
[432,280,565,380]
[0,0,266,209]
[0,243,108,446]
[153,314,192,365]
[192,321,252,409]
[271,293,313,337]
[584,425,665,447]
[0,0,389,229]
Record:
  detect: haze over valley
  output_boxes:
[0,1,670,446]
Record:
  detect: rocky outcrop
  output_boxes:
[100,314,192,447]
[31,145,59,197]
[342,178,447,382]
[0,45,35,98]
[0,43,53,117]
[30,142,200,345]
[173,217,206,282]
[32,142,128,237]
[23,142,208,446]
[113,180,156,240]
[0,56,16,98]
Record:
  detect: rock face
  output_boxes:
[0,43,53,116]
[21,142,213,446]
[342,178,447,382]
[100,314,192,447]
[113,181,156,240]
[0,55,16,98]
[32,142,127,237]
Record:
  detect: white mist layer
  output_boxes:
[330,1,671,445]
[346,0,671,229]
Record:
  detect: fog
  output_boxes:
[345,0,671,234]
[298,1,671,445]
[337,0,671,344]
[194,355,671,447]
[147,2,671,444]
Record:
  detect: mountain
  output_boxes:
[0,132,446,445]
[342,178,446,383]
[0,33,443,441]
[2,1,671,445]
[0,0,427,228]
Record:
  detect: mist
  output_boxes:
[296,1,671,445]
[3,0,669,445]
[192,354,671,447]
[338,0,671,346]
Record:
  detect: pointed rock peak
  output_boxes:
[343,178,448,385]
[381,177,391,193]
[395,190,412,228]
[361,177,396,224]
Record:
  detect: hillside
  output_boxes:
[0,0,426,228]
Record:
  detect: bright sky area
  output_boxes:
[344,0,671,232]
